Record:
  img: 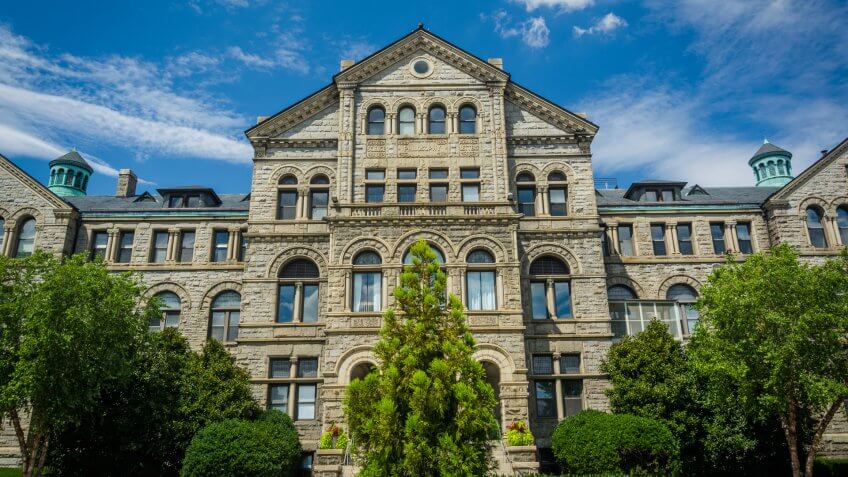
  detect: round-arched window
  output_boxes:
[403,245,445,265]
[151,291,181,332]
[806,206,827,248]
[209,291,240,342]
[278,259,320,323]
[608,285,636,300]
[428,106,446,134]
[367,106,385,135]
[308,175,330,220]
[15,218,36,257]
[352,251,382,312]
[466,249,496,311]
[667,284,699,335]
[459,105,477,134]
[528,256,571,320]
[837,206,848,245]
[398,106,415,135]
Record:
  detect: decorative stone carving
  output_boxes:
[397,138,449,158]
[366,138,386,158]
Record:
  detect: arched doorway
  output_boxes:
[481,361,502,427]
[350,362,377,382]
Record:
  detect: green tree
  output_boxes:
[692,244,848,477]
[343,240,498,477]
[0,253,156,477]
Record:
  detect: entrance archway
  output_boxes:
[350,362,377,382]
[481,361,502,427]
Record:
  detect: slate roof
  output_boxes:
[749,142,791,164]
[597,186,781,207]
[49,151,93,173]
[65,193,250,213]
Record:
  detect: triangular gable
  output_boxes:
[687,185,709,196]
[0,153,74,210]
[765,136,848,204]
[246,84,338,139]
[133,191,156,202]
[504,83,598,136]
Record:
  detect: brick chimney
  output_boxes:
[340,59,355,71]
[116,169,137,197]
[487,58,503,69]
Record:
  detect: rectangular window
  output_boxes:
[517,187,536,216]
[117,232,134,263]
[651,224,667,256]
[661,190,674,202]
[549,187,567,216]
[554,281,572,318]
[299,453,314,477]
[277,285,295,323]
[278,190,297,219]
[466,271,496,310]
[296,384,316,420]
[710,223,726,254]
[310,190,328,220]
[179,231,195,262]
[430,184,448,202]
[644,190,658,202]
[353,272,382,312]
[90,231,108,260]
[461,184,480,202]
[397,169,417,180]
[151,231,169,263]
[398,184,417,203]
[560,354,581,374]
[535,381,556,418]
[460,168,480,179]
[302,284,319,323]
[533,355,553,375]
[187,195,202,207]
[210,311,225,341]
[365,169,385,180]
[562,380,584,417]
[212,230,229,262]
[168,195,183,208]
[238,232,246,262]
[297,358,319,378]
[618,225,634,256]
[736,222,753,254]
[268,384,289,413]
[270,358,291,378]
[677,223,693,255]
[365,185,385,203]
[227,311,239,342]
[530,281,548,320]
[429,169,449,179]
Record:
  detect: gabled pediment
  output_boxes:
[504,83,598,136]
[764,136,848,204]
[246,84,338,140]
[0,153,74,211]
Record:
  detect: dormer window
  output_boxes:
[623,181,687,203]
[159,187,222,208]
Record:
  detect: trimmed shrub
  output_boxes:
[180,410,301,477]
[814,458,848,477]
[551,410,680,475]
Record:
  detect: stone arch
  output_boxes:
[0,204,11,221]
[10,207,45,225]
[145,281,193,311]
[540,162,577,185]
[266,246,328,279]
[358,97,390,118]
[456,235,509,263]
[335,345,378,385]
[340,236,392,264]
[268,165,304,185]
[511,163,541,180]
[656,275,703,299]
[422,96,451,113]
[390,229,456,263]
[521,242,582,276]
[472,343,517,382]
[304,165,336,184]
[605,275,644,298]
[200,281,243,314]
[390,96,424,112]
[828,196,848,215]
[451,96,485,116]
[798,197,830,218]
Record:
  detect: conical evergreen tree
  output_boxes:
[344,240,499,476]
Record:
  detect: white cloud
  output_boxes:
[522,17,551,48]
[512,0,594,12]
[573,12,628,37]
[227,46,276,69]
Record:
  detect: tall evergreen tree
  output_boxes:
[344,240,498,477]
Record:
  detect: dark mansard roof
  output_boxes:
[65,193,250,213]
[596,185,781,208]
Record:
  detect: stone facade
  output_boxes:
[0,26,846,473]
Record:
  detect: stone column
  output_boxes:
[107,229,120,262]
[539,186,549,216]
[553,352,564,420]
[292,282,303,323]
[448,112,457,134]
[1,224,12,256]
[545,278,556,319]
[667,223,679,254]
[167,228,179,262]
[826,216,840,246]
[288,357,298,417]
[344,271,351,312]
[724,222,737,253]
[386,113,396,135]
[609,224,620,255]
[728,221,740,252]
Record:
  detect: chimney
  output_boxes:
[487,58,503,69]
[340,59,355,71]
[116,169,137,197]
[575,112,588,119]
[256,116,269,124]
[821,149,829,157]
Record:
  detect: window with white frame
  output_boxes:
[466,249,496,311]
[352,251,382,312]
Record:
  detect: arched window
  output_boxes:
[767,161,776,176]
[352,251,382,312]
[15,218,36,257]
[547,172,568,216]
[516,173,536,217]
[350,362,377,382]
[837,206,848,245]
[277,175,298,220]
[64,170,74,185]
[82,175,88,189]
[607,285,636,300]
[428,106,446,134]
[49,170,56,186]
[150,291,181,332]
[403,245,445,265]
[528,256,571,320]
[459,105,477,134]
[777,160,786,175]
[759,164,766,179]
[73,172,83,188]
[278,259,320,323]
[466,249,496,311]
[209,291,240,342]
[309,175,329,220]
[367,106,385,135]
[806,206,827,248]
[57,169,66,185]
[398,106,415,135]
[667,284,699,336]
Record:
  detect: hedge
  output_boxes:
[551,410,680,475]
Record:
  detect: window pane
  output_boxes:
[212,291,241,309]
[662,190,674,202]
[398,107,415,135]
[535,381,556,418]
[297,384,316,420]
[152,231,168,263]
[227,311,239,341]
[398,185,417,203]
[212,231,228,262]
[561,354,581,374]
[164,311,180,328]
[608,285,636,300]
[278,191,297,219]
[549,188,567,216]
[310,191,328,220]
[91,232,108,260]
[117,232,134,263]
[353,272,382,312]
[398,169,417,180]
[644,190,658,201]
[270,358,291,378]
[554,281,572,318]
[187,195,202,207]
[737,223,754,253]
[562,380,583,417]
[148,316,162,333]
[367,108,385,135]
[533,355,553,375]
[430,185,448,202]
[618,225,634,256]
[462,184,479,202]
[428,107,445,134]
[269,384,289,412]
[710,223,726,254]
[169,196,183,208]
[518,187,536,216]
[466,271,496,310]
[278,285,295,323]
[530,282,547,320]
[429,169,449,179]
[651,225,666,255]
[298,358,318,378]
[678,224,693,255]
[366,170,385,180]
[180,232,195,262]
[459,106,476,134]
[366,185,385,203]
[210,311,225,341]
[302,285,319,323]
[460,168,480,179]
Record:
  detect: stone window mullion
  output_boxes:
[609,224,620,255]
[288,357,298,417]
[545,278,556,319]
[553,352,564,420]
[292,282,303,323]
[1,225,13,256]
[724,222,738,253]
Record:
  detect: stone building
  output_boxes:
[0,27,846,474]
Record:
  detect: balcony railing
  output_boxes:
[336,202,514,218]
[609,300,690,340]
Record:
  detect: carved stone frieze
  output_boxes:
[458,137,480,157]
[366,139,386,158]
[397,137,449,158]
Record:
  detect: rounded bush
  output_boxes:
[181,410,301,477]
[551,410,680,475]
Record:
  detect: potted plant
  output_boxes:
[319,422,349,449]
[505,421,534,447]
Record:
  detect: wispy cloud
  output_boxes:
[483,10,551,48]
[573,12,627,37]
[511,0,594,12]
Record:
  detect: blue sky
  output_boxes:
[1,0,846,195]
